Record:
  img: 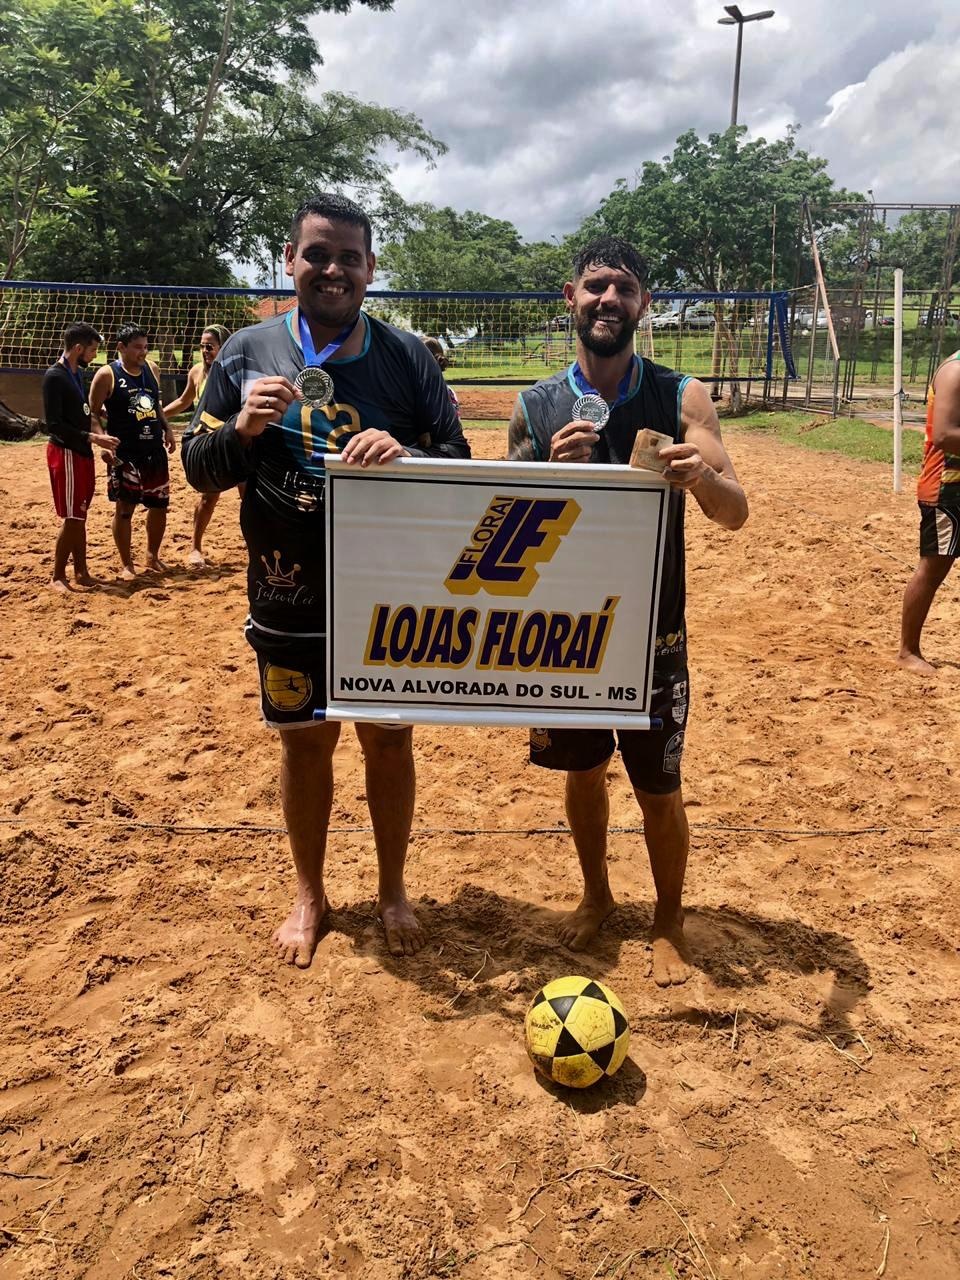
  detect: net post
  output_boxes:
[893,266,904,494]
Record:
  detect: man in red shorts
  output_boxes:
[89,324,175,579]
[42,322,120,592]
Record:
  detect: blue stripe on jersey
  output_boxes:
[676,375,692,437]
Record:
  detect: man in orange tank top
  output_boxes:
[899,351,960,674]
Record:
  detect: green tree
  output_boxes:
[579,126,862,410]
[884,211,954,290]
[378,205,531,345]
[379,205,526,292]
[581,126,859,293]
[1,0,444,283]
[516,239,570,291]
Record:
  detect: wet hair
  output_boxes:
[573,236,649,290]
[63,322,102,349]
[289,192,372,252]
[116,323,147,347]
[202,324,232,345]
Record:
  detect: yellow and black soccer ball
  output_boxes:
[524,975,630,1089]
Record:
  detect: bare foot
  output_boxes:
[378,894,425,957]
[50,577,70,594]
[897,650,937,676]
[144,556,168,574]
[273,892,330,968]
[187,549,206,569]
[557,892,616,950]
[119,564,137,581]
[651,914,693,987]
[74,573,98,588]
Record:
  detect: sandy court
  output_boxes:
[1,426,959,1279]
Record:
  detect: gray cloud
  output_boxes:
[309,0,960,241]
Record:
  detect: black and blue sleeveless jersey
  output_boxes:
[517,358,692,673]
[181,309,470,660]
[104,360,164,459]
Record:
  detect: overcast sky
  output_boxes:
[308,0,960,243]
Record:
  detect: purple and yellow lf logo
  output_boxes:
[445,495,581,597]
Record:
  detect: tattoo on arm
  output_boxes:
[507,399,534,461]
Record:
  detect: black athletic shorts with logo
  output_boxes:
[529,669,689,795]
[248,622,327,730]
[253,643,407,732]
[918,503,960,558]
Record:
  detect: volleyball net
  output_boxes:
[0,280,796,392]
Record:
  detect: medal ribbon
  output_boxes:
[571,355,637,411]
[297,311,360,367]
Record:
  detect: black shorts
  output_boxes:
[247,624,326,729]
[919,503,960,558]
[529,670,689,795]
[107,454,170,509]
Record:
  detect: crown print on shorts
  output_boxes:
[260,550,302,588]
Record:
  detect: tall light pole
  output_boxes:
[718,5,775,128]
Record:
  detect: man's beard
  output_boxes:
[576,309,637,357]
[77,357,89,368]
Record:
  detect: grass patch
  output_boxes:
[729,409,924,470]
[462,419,508,432]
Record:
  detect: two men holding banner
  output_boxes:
[181,193,469,966]
[509,237,747,986]
[181,198,746,989]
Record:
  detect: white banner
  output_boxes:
[324,456,669,728]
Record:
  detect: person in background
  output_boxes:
[42,322,119,591]
[899,350,960,673]
[89,324,175,579]
[162,324,236,567]
[422,337,460,419]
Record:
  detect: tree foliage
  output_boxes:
[381,206,520,291]
[1,0,443,283]
[579,126,861,292]
[377,204,571,338]
[816,208,956,292]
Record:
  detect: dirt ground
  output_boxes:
[450,387,517,420]
[1,427,959,1280]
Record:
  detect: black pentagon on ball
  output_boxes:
[547,994,578,1022]
[553,1026,585,1058]
[580,981,609,1002]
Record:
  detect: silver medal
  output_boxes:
[572,393,610,430]
[294,366,335,409]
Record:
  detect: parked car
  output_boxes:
[683,306,716,330]
[794,308,828,330]
[649,310,680,330]
[651,305,715,331]
[917,308,958,327]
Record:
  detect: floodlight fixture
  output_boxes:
[717,6,775,127]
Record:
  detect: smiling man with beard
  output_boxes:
[508,236,747,987]
[181,193,470,968]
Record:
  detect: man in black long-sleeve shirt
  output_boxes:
[42,322,119,592]
[182,192,470,968]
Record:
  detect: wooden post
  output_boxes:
[893,266,904,494]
